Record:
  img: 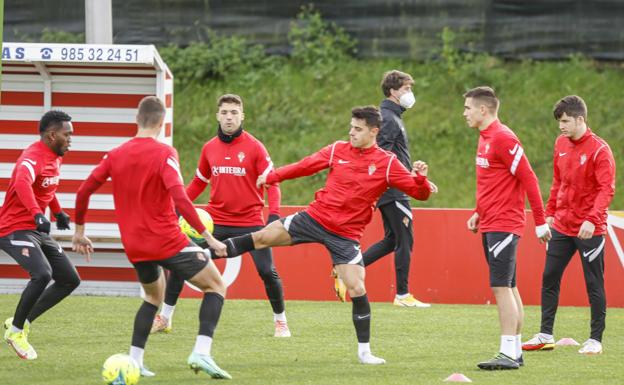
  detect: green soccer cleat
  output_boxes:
[477,353,519,370]
[4,329,37,360]
[4,317,30,338]
[188,352,232,379]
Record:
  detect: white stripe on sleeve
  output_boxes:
[329,143,337,167]
[260,161,274,178]
[21,161,36,181]
[510,146,524,175]
[166,157,183,182]
[195,168,209,183]
[386,155,396,184]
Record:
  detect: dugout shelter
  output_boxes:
[0,42,174,249]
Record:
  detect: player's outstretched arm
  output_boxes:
[257,144,335,188]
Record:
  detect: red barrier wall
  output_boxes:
[179,207,624,307]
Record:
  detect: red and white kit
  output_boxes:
[75,138,205,263]
[266,141,431,240]
[185,131,280,226]
[474,120,546,235]
[0,141,64,237]
[545,128,615,236]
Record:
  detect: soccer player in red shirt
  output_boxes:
[218,106,434,364]
[71,97,231,379]
[463,86,551,370]
[522,95,615,355]
[151,94,290,338]
[0,110,79,360]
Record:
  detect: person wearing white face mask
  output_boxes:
[331,70,434,308]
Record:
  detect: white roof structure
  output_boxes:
[1,42,174,248]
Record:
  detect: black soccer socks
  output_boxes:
[351,294,371,343]
[199,292,224,338]
[131,301,159,348]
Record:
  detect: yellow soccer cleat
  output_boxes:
[331,268,347,302]
[4,329,37,360]
[393,294,431,308]
[4,317,30,338]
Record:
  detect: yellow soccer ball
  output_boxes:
[179,208,214,243]
[101,353,140,385]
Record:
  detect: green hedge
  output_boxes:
[171,57,624,210]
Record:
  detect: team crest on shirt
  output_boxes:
[485,143,490,154]
[21,248,29,257]
[580,154,587,165]
[237,152,245,163]
[368,163,377,175]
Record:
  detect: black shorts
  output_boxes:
[133,242,209,284]
[481,232,520,287]
[281,211,363,266]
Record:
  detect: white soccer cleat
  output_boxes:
[358,351,386,365]
[140,366,156,377]
[274,320,291,338]
[578,338,602,355]
[522,333,555,351]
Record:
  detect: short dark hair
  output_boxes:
[39,110,71,134]
[381,70,414,97]
[553,95,587,121]
[463,86,499,112]
[137,96,165,128]
[217,94,243,109]
[351,106,382,129]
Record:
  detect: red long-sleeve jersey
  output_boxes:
[74,138,204,263]
[185,131,280,227]
[266,141,432,240]
[0,141,64,237]
[474,120,546,235]
[545,128,615,236]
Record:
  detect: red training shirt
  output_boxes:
[185,131,280,226]
[0,141,64,237]
[545,128,615,236]
[75,138,198,262]
[265,141,432,240]
[474,120,546,235]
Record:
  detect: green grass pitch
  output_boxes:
[0,295,622,384]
